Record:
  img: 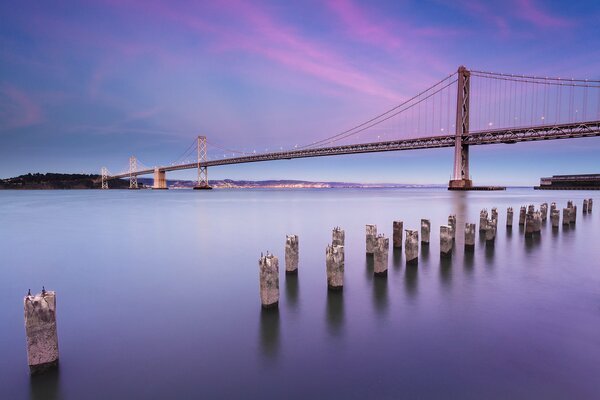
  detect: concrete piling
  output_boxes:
[528,204,535,215]
[374,235,389,276]
[440,226,453,257]
[491,207,498,222]
[507,207,514,227]
[448,215,456,239]
[25,289,59,375]
[533,211,542,234]
[404,230,419,265]
[588,199,593,213]
[285,235,299,275]
[464,223,476,251]
[551,209,560,228]
[479,209,488,232]
[326,244,344,290]
[562,208,570,225]
[332,227,345,247]
[421,219,431,245]
[525,213,535,237]
[485,218,497,242]
[571,205,577,224]
[519,206,526,225]
[550,202,557,214]
[366,224,377,255]
[392,221,403,248]
[259,253,279,309]
[583,199,588,214]
[540,203,548,221]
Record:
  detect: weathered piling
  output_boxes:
[562,208,570,225]
[491,207,498,222]
[519,206,526,225]
[259,253,279,309]
[326,244,344,290]
[479,209,488,232]
[583,199,589,214]
[507,207,514,227]
[440,226,453,257]
[589,199,593,212]
[421,219,431,245]
[528,204,535,215]
[404,230,419,265]
[525,213,535,237]
[567,200,573,209]
[533,211,542,234]
[285,235,299,274]
[551,209,560,228]
[464,223,476,251]
[550,202,557,214]
[25,289,59,375]
[540,203,548,221]
[448,215,456,239]
[571,205,577,224]
[366,224,377,255]
[374,235,389,276]
[392,221,403,248]
[485,218,497,242]
[332,227,345,247]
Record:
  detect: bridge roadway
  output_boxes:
[109,120,600,180]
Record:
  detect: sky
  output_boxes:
[1,0,599,185]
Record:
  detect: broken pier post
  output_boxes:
[259,253,279,309]
[25,289,59,375]
[507,207,513,227]
[366,224,377,255]
[404,230,419,265]
[480,209,488,232]
[326,244,344,290]
[583,199,588,214]
[332,226,345,247]
[440,225,453,257]
[421,219,430,245]
[392,221,403,248]
[551,209,560,228]
[519,206,526,226]
[464,223,475,252]
[285,235,299,275]
[374,235,389,277]
[448,215,456,240]
[540,203,548,221]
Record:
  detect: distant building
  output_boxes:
[535,174,600,190]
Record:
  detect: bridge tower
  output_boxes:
[194,135,212,190]
[129,156,138,189]
[449,66,472,190]
[101,167,109,189]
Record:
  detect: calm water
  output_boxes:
[1,188,599,399]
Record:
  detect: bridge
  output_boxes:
[102,66,600,190]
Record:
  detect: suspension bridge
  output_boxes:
[101,66,600,190]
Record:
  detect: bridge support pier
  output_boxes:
[449,66,473,190]
[153,168,167,189]
[193,135,212,190]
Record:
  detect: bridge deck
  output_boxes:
[109,120,600,180]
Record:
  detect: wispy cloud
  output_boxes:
[514,0,573,28]
[0,84,43,130]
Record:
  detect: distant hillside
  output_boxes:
[0,173,131,189]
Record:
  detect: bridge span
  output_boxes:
[102,66,600,190]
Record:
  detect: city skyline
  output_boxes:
[1,0,599,185]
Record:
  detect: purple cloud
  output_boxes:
[0,85,43,130]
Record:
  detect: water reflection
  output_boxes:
[485,239,495,264]
[506,226,513,238]
[404,265,418,298]
[29,368,61,400]
[524,234,542,253]
[372,275,389,316]
[326,290,344,336]
[421,243,429,263]
[393,247,402,269]
[259,308,280,360]
[439,257,452,287]
[463,250,475,275]
[285,274,299,310]
[365,254,374,281]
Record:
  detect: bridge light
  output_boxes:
[541,116,545,120]
[488,122,493,127]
